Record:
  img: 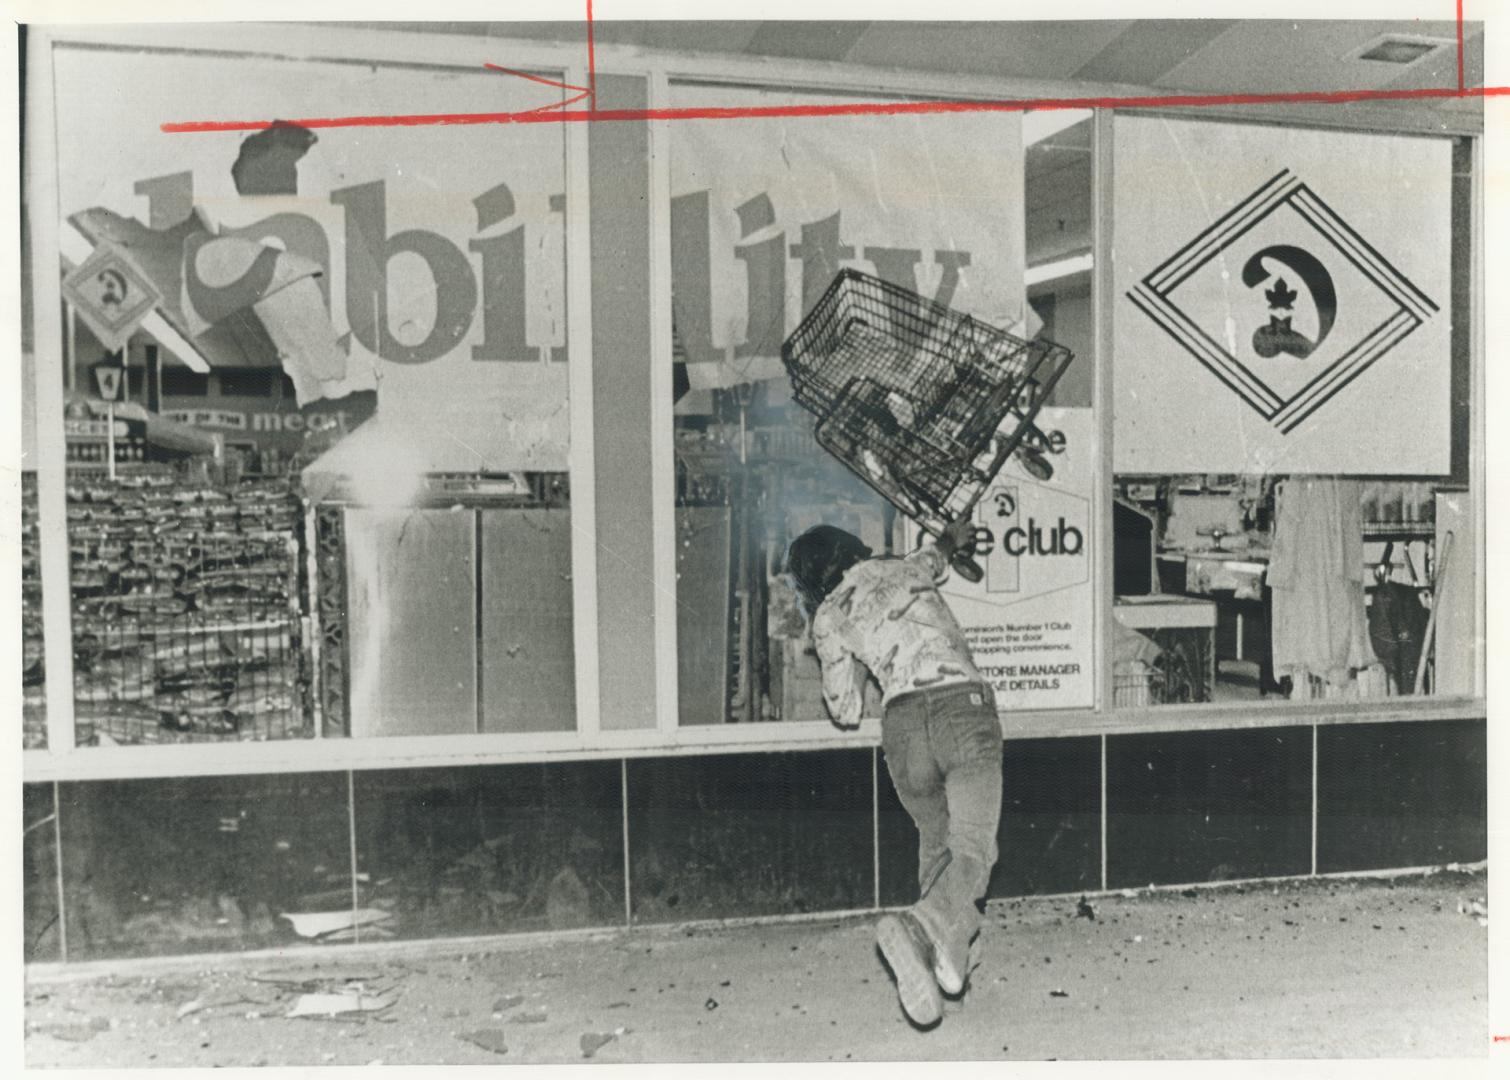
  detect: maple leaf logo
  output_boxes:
[1265,276,1298,310]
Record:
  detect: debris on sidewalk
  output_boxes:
[1075,897,1095,921]
[459,1029,509,1056]
[279,908,395,940]
[286,991,397,1019]
[29,1017,111,1043]
[20,868,1490,1066]
[581,1027,627,1058]
[1456,897,1488,927]
[321,923,397,942]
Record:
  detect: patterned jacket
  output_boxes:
[810,542,984,727]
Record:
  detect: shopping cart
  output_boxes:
[781,268,1075,582]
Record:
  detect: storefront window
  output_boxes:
[25,28,1481,761]
[666,85,1097,725]
[45,43,574,743]
[1109,116,1478,707]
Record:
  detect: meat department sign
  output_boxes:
[1113,116,1451,475]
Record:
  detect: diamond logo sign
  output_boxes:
[62,241,163,353]
[1126,169,1438,435]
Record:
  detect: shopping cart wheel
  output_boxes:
[1017,446,1053,482]
[950,550,985,584]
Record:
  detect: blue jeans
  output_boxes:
[881,681,1002,952]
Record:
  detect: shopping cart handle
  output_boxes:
[950,550,985,584]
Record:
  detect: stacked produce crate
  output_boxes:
[23,473,310,746]
[21,473,47,749]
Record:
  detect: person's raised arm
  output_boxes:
[908,517,976,583]
[812,608,865,729]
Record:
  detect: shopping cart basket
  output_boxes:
[782,268,1075,581]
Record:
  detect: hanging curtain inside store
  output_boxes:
[1267,477,1384,699]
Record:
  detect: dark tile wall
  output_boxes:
[1316,719,1486,872]
[996,737,1102,898]
[351,762,626,941]
[56,772,351,960]
[24,783,60,962]
[628,750,874,923]
[26,718,1486,963]
[1106,726,1312,888]
[879,738,1101,906]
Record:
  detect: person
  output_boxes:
[785,519,1001,1027]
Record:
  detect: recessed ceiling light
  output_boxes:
[1352,34,1453,66]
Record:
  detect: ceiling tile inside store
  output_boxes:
[740,21,872,63]
[844,21,1132,81]
[326,19,1484,116]
[1071,20,1240,86]
[1155,20,1471,93]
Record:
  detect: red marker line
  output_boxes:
[483,63,590,95]
[1459,0,1466,92]
[519,89,594,116]
[586,0,597,105]
[161,84,1507,134]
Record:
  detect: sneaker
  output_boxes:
[913,907,972,996]
[875,913,943,1026]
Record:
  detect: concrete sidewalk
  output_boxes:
[22,869,1489,1066]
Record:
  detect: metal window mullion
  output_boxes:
[1470,134,1485,700]
[1092,109,1116,717]
[26,29,77,756]
[564,63,602,740]
[647,68,681,737]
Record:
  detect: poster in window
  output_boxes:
[912,407,1097,712]
[668,82,1031,387]
[52,47,569,435]
[1113,115,1451,475]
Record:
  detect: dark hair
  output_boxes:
[784,525,873,618]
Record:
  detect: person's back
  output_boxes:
[809,546,985,728]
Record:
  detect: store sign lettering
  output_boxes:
[163,408,353,434]
[135,172,973,370]
[138,172,565,366]
[251,411,349,433]
[968,481,1090,600]
[163,409,247,430]
[1000,517,1084,558]
[669,190,973,363]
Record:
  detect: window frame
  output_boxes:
[1095,107,1485,721]
[20,21,1486,786]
